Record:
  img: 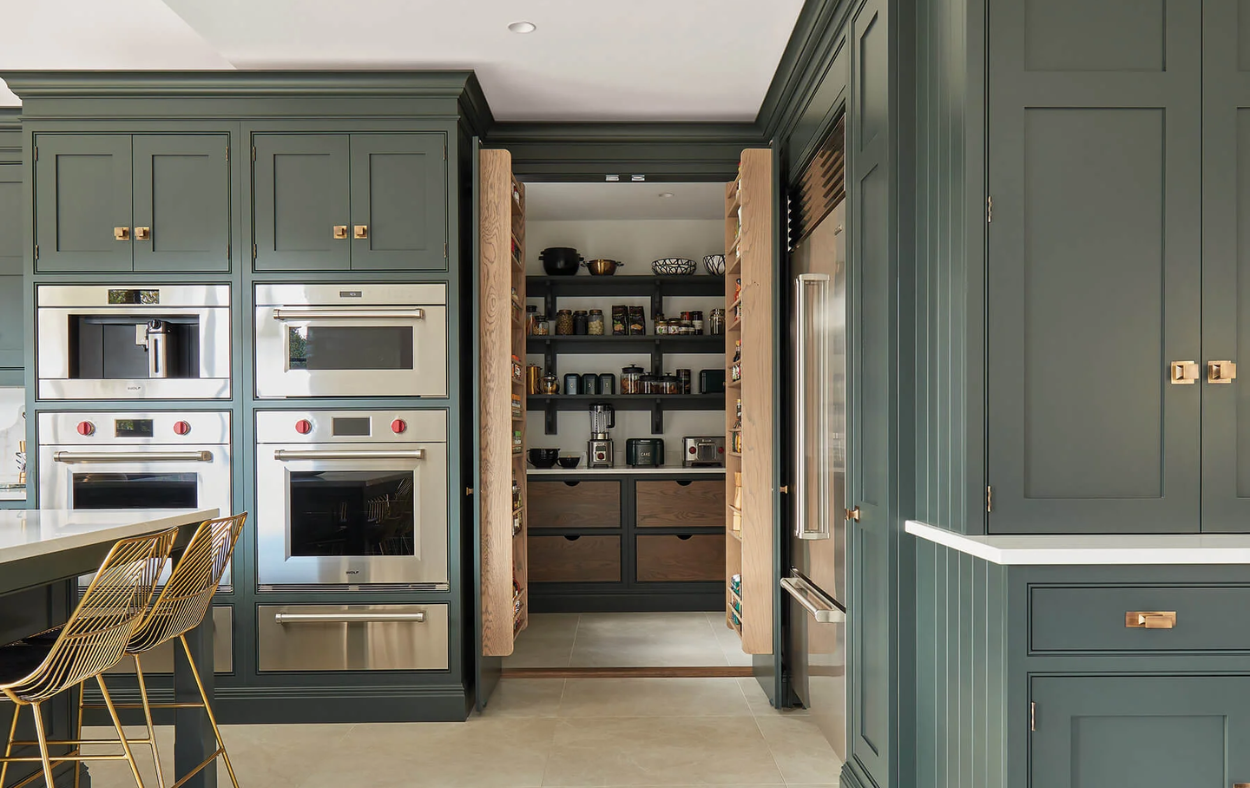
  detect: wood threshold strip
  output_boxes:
[502,666,754,679]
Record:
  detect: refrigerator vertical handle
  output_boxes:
[795,273,832,540]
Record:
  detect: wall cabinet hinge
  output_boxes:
[1030,701,1036,731]
[225,146,229,163]
[986,485,993,513]
[33,146,37,162]
[252,243,257,260]
[33,244,38,261]
[444,241,448,259]
[987,196,993,223]
[443,140,447,161]
[251,146,256,162]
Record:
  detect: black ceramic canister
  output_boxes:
[581,373,599,395]
[564,373,581,396]
[598,373,616,395]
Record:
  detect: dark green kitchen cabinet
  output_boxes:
[252,132,447,272]
[33,133,230,273]
[985,0,1203,533]
[1030,676,1250,788]
[0,164,23,368]
[0,274,20,368]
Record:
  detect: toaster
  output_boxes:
[682,436,726,467]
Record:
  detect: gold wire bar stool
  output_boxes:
[0,526,178,788]
[79,513,247,788]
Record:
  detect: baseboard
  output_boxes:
[502,666,753,679]
[840,760,873,788]
[529,591,723,614]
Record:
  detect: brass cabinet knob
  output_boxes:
[113,226,131,241]
[333,225,348,240]
[1125,611,1177,629]
[1170,360,1199,384]
[845,506,861,522]
[354,225,369,240]
[135,226,151,241]
[1209,360,1238,384]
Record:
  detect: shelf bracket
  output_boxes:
[543,339,556,379]
[544,288,556,321]
[545,399,558,435]
[651,281,663,324]
[651,399,664,434]
[651,339,662,377]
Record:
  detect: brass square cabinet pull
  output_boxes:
[354,225,369,239]
[1209,360,1238,384]
[135,226,151,241]
[1125,611,1177,629]
[333,225,348,240]
[1170,360,1199,384]
[113,226,131,241]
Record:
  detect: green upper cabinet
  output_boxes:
[986,0,1203,533]
[1030,676,1250,788]
[33,133,231,273]
[0,164,21,277]
[253,132,447,272]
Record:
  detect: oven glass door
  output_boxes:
[254,307,448,398]
[257,443,449,587]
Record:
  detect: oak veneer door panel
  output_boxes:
[349,134,447,271]
[987,0,1202,533]
[0,165,21,277]
[133,135,230,273]
[34,134,133,272]
[253,134,350,271]
[1202,0,1250,532]
[1029,676,1250,788]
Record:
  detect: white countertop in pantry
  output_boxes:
[0,488,25,502]
[0,508,219,566]
[526,467,726,476]
[907,519,1250,566]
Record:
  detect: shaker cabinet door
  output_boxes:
[133,134,231,273]
[986,0,1203,532]
[0,274,22,368]
[252,134,351,271]
[33,134,133,272]
[0,165,21,277]
[1201,0,1250,532]
[349,134,447,270]
[1030,676,1250,788]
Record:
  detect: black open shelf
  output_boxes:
[526,335,724,354]
[527,274,725,320]
[528,393,725,434]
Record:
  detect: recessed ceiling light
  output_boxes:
[659,192,675,198]
[508,21,537,34]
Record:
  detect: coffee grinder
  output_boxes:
[588,403,616,468]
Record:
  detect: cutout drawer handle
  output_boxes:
[1125,611,1176,629]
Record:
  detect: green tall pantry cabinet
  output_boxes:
[0,163,21,368]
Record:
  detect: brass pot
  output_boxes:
[584,258,623,276]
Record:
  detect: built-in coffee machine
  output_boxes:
[588,403,615,468]
[36,285,231,400]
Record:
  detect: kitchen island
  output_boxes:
[0,508,218,788]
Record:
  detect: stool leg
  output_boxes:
[133,656,165,788]
[95,676,146,788]
[73,681,84,788]
[179,635,238,788]
[1,702,20,787]
[28,703,55,788]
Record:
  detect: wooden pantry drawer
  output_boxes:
[527,481,621,529]
[636,480,725,528]
[1030,585,1250,653]
[529,535,621,583]
[636,534,725,583]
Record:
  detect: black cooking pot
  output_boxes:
[540,247,582,276]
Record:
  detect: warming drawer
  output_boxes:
[257,604,449,672]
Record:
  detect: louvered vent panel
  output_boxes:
[791,115,846,246]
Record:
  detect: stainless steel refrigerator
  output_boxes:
[784,200,848,761]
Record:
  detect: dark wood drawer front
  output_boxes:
[636,480,725,527]
[636,535,725,583]
[529,535,621,583]
[527,481,621,529]
[1030,585,1250,653]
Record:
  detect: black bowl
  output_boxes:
[557,456,582,469]
[540,247,582,276]
[528,448,560,468]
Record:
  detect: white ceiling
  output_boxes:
[526,182,725,221]
[0,0,804,121]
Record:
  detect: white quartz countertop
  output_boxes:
[0,508,219,566]
[907,519,1250,565]
[526,467,726,476]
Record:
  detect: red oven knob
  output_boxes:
[717,446,724,454]
[173,421,192,436]
[689,446,697,454]
[295,419,312,435]
[76,421,95,437]
[391,419,407,434]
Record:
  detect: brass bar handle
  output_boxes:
[135,227,151,241]
[1125,611,1177,629]
[114,227,131,241]
[1170,360,1199,385]
[274,612,425,624]
[333,225,348,240]
[354,225,369,240]
[1209,360,1238,384]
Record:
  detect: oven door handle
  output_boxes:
[272,449,426,462]
[274,612,426,624]
[53,451,214,463]
[271,307,425,321]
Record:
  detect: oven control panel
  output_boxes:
[38,411,231,446]
[255,410,446,444]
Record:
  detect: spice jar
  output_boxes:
[588,309,605,336]
[573,310,589,335]
[612,306,628,335]
[555,309,574,336]
[621,365,644,395]
[692,311,704,335]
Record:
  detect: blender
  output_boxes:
[588,403,616,468]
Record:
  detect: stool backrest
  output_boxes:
[128,513,247,654]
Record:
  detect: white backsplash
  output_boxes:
[0,387,25,483]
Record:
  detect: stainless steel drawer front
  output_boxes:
[107,607,233,675]
[257,604,449,672]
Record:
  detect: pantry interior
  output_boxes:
[478,150,775,675]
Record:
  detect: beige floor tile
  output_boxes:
[706,612,754,667]
[557,678,751,718]
[569,612,728,667]
[505,613,580,668]
[739,678,810,717]
[542,716,784,786]
[754,716,843,786]
[302,717,557,788]
[479,678,567,718]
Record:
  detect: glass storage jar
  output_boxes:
[573,310,589,335]
[621,365,644,394]
[588,309,604,336]
[555,309,574,335]
[660,375,680,395]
